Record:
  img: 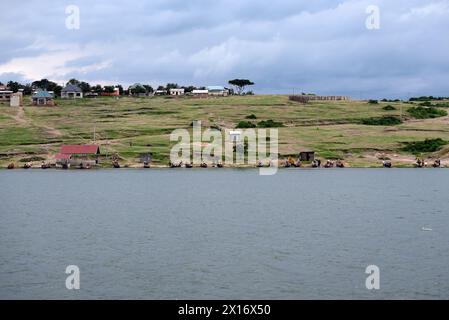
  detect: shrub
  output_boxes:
[361,116,402,125]
[407,106,447,119]
[383,105,396,111]
[19,156,46,162]
[257,119,284,128]
[402,138,448,154]
[245,114,257,119]
[419,101,432,107]
[236,121,256,128]
[368,99,378,104]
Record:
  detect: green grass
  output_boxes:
[1,96,449,167]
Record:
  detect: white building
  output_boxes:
[10,92,23,107]
[229,130,242,142]
[207,86,229,97]
[61,83,83,99]
[169,88,185,96]
[192,89,209,98]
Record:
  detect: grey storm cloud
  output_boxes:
[0,0,448,98]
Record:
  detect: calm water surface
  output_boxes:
[0,169,448,299]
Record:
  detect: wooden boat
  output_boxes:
[185,163,193,168]
[414,158,425,168]
[292,160,302,168]
[200,163,208,168]
[324,160,334,168]
[336,160,345,168]
[382,160,392,168]
[112,160,120,168]
[170,162,182,168]
[311,159,321,168]
[143,161,150,168]
[433,159,441,168]
[7,163,14,169]
[41,162,51,169]
[23,162,32,169]
[217,163,223,168]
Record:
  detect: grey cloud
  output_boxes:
[0,0,448,98]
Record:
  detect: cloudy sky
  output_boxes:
[0,0,448,98]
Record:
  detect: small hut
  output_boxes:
[299,151,315,162]
[32,90,55,106]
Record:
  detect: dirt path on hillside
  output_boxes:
[12,106,28,125]
[11,106,62,137]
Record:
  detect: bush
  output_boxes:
[368,99,379,104]
[257,119,284,128]
[383,105,396,111]
[245,114,257,119]
[236,121,256,128]
[407,106,447,119]
[402,138,448,154]
[419,101,432,107]
[361,116,402,125]
[19,156,46,162]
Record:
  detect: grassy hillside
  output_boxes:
[1,95,449,167]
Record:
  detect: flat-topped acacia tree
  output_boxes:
[228,79,254,95]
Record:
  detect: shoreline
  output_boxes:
[1,166,447,171]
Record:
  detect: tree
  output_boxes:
[67,79,91,93]
[92,84,103,93]
[228,79,254,95]
[103,86,115,93]
[79,81,91,93]
[67,78,81,86]
[183,86,197,93]
[116,84,124,95]
[143,85,153,94]
[7,81,23,93]
[166,83,179,90]
[31,78,62,96]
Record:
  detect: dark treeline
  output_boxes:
[1,78,255,96]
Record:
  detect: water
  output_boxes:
[0,169,448,299]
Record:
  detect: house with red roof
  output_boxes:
[55,144,100,168]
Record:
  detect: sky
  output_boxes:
[0,0,448,98]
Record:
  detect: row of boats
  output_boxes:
[6,158,444,169]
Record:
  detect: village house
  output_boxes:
[169,88,185,96]
[154,89,167,96]
[61,83,83,99]
[0,85,13,103]
[10,91,23,107]
[192,89,209,98]
[128,83,147,97]
[55,144,100,167]
[32,90,55,106]
[100,87,120,97]
[207,86,229,97]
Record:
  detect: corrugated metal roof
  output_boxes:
[62,83,82,92]
[55,153,72,159]
[32,90,53,98]
[60,145,100,155]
